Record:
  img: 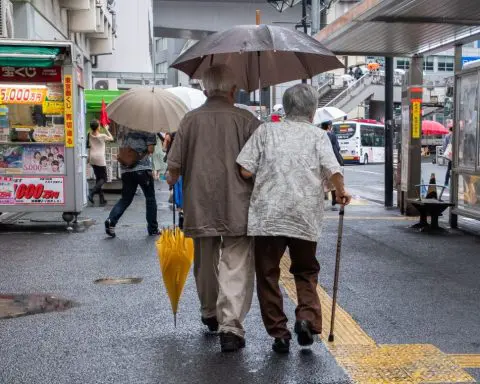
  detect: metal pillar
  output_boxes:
[301,0,307,84]
[311,0,320,35]
[384,57,394,207]
[450,44,462,228]
[400,55,424,215]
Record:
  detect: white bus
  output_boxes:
[332,119,385,164]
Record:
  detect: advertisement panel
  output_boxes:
[23,145,65,174]
[0,87,47,104]
[0,144,65,174]
[0,176,64,205]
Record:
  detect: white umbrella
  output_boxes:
[107,87,189,133]
[165,86,206,110]
[314,107,347,125]
[234,103,258,117]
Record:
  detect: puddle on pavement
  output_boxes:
[0,294,76,320]
[94,277,143,285]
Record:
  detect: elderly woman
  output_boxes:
[237,84,351,354]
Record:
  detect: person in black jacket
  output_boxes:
[320,121,344,210]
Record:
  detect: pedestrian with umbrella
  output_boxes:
[167,65,262,353]
[104,88,189,237]
[237,84,352,354]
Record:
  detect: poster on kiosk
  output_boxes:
[0,41,87,224]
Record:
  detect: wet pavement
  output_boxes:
[1,180,479,383]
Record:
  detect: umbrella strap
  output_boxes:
[172,184,176,229]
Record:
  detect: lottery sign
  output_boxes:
[0,87,46,104]
[64,75,74,148]
[11,177,64,205]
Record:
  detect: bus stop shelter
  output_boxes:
[314,0,480,226]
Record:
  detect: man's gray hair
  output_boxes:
[283,84,319,119]
[202,64,236,95]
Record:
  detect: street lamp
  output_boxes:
[267,0,302,12]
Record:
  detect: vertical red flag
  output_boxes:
[99,98,110,127]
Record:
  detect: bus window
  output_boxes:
[333,123,356,139]
[373,126,385,147]
[360,125,374,146]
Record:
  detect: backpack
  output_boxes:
[117,147,146,168]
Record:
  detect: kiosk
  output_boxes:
[0,40,88,224]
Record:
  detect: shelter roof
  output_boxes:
[315,0,480,56]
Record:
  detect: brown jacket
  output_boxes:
[168,97,261,237]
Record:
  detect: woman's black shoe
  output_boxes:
[272,338,290,354]
[294,320,314,346]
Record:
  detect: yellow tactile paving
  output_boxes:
[450,354,480,368]
[279,255,477,384]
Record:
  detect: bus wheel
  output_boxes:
[364,154,369,165]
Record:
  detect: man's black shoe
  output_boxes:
[294,320,314,347]
[220,332,245,352]
[105,219,116,238]
[201,317,219,332]
[148,229,161,236]
[272,338,290,354]
[88,193,94,204]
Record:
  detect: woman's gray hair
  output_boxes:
[283,84,319,119]
[202,64,236,95]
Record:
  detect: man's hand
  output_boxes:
[335,191,352,206]
[166,168,180,186]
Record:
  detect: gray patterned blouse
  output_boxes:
[237,118,342,242]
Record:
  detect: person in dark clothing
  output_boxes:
[354,65,363,80]
[321,121,344,210]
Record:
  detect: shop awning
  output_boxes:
[0,46,62,68]
[85,90,124,112]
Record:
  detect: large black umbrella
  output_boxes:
[170,24,344,92]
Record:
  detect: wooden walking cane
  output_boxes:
[328,205,345,342]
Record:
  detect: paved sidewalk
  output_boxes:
[0,181,479,383]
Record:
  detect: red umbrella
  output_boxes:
[99,98,110,127]
[422,120,449,136]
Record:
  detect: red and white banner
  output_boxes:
[0,176,64,205]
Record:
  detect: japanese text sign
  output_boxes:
[0,176,64,205]
[0,66,62,83]
[411,100,421,139]
[64,75,74,148]
[0,87,46,104]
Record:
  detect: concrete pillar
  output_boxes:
[450,44,463,228]
[384,57,394,207]
[311,0,320,35]
[399,55,423,215]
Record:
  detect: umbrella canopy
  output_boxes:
[106,87,189,133]
[314,107,347,125]
[171,24,344,92]
[156,227,194,326]
[165,86,206,110]
[422,120,449,136]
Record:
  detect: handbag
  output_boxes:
[444,143,453,161]
[117,147,145,168]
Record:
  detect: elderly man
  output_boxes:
[237,84,352,354]
[167,65,261,352]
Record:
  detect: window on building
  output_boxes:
[396,58,410,70]
[438,56,454,72]
[155,38,168,52]
[423,57,434,71]
[156,62,168,74]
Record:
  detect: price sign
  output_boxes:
[0,87,46,104]
[12,177,64,205]
[64,75,74,148]
[43,101,65,115]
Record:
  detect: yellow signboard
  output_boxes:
[43,101,64,115]
[411,101,421,139]
[64,75,74,148]
[0,87,46,104]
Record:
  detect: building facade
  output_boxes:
[8,0,116,88]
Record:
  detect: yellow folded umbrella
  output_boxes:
[156,227,194,326]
